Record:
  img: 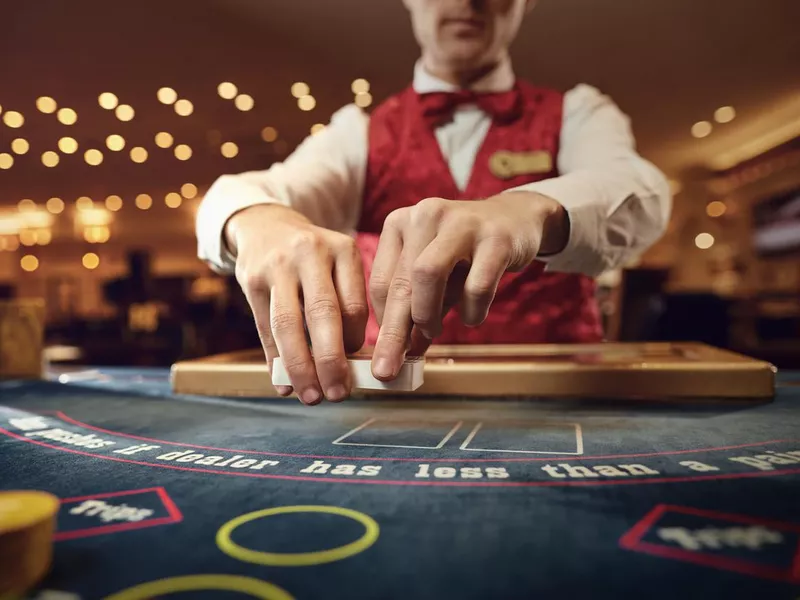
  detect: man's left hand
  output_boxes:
[369,191,568,380]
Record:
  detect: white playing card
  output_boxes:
[271,356,425,391]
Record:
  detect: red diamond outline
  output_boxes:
[53,486,183,541]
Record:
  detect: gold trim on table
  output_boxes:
[170,342,776,401]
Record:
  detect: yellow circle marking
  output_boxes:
[103,574,293,600]
[217,505,379,567]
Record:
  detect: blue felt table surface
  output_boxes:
[1,368,798,600]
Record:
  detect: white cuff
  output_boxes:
[506,178,612,277]
[195,174,286,273]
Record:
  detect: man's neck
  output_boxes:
[421,54,506,89]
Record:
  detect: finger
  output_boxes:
[461,237,511,326]
[269,275,322,405]
[369,218,403,327]
[372,224,436,381]
[333,240,369,354]
[371,261,413,380]
[407,326,432,357]
[411,230,474,340]
[299,259,351,402]
[239,273,292,397]
[407,263,468,357]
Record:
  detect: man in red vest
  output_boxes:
[196,0,671,405]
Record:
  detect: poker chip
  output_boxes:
[0,490,59,596]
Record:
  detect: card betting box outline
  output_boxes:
[459,421,584,455]
[332,417,463,450]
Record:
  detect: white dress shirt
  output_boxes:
[196,58,671,277]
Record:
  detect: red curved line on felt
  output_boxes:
[53,411,800,463]
[3,428,800,488]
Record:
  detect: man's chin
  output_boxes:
[438,42,490,72]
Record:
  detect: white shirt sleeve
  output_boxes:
[195,104,369,273]
[507,84,672,277]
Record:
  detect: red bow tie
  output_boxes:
[418,88,523,127]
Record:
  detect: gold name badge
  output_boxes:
[489,150,553,179]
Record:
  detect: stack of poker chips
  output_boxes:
[0,491,60,597]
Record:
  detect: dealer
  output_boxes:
[196,0,672,403]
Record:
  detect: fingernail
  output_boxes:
[276,385,292,396]
[373,358,394,379]
[300,388,322,405]
[326,384,348,402]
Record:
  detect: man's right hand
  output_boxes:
[226,204,368,405]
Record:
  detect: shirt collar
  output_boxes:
[412,56,515,94]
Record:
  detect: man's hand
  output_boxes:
[369,192,568,380]
[226,204,368,404]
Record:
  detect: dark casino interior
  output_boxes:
[1,0,799,370]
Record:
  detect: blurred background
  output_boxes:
[1,0,799,369]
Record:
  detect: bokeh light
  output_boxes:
[351,79,370,94]
[42,151,60,167]
[180,183,198,199]
[58,137,78,154]
[84,149,103,166]
[82,252,100,269]
[36,97,57,114]
[157,87,178,104]
[105,195,123,211]
[57,108,77,125]
[98,93,119,110]
[106,134,126,152]
[155,132,174,148]
[76,197,94,210]
[130,147,148,163]
[3,111,24,128]
[135,194,153,210]
[20,255,39,272]
[261,127,278,142]
[174,144,192,160]
[174,99,194,116]
[46,198,65,214]
[115,104,135,121]
[291,82,310,98]
[355,92,373,108]
[298,96,316,111]
[695,233,715,249]
[218,82,237,99]
[221,142,239,158]
[165,192,182,208]
[234,94,254,111]
[11,138,29,154]
[706,201,727,218]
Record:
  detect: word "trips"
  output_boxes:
[657,525,784,551]
[70,500,153,523]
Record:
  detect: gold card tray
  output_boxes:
[170,342,776,400]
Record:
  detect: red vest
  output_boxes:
[356,82,602,346]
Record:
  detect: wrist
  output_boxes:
[495,191,569,256]
[224,204,308,256]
